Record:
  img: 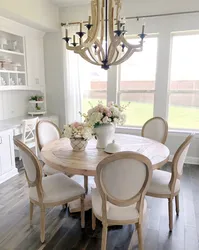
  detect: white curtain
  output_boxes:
[63,25,86,124]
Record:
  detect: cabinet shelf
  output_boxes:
[0,70,25,74]
[0,49,24,56]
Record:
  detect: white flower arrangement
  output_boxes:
[81,101,128,128]
[63,122,93,140]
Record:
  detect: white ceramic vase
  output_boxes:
[70,138,88,151]
[94,123,115,149]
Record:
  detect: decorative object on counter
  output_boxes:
[63,122,92,151]
[0,76,7,86]
[81,101,128,149]
[9,77,16,85]
[11,62,21,71]
[0,55,7,70]
[28,95,46,116]
[104,140,121,154]
[0,37,8,50]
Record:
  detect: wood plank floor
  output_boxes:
[0,162,199,250]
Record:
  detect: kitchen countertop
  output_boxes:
[0,113,58,132]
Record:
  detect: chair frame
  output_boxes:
[141,117,168,144]
[36,120,61,152]
[147,134,194,231]
[14,138,85,243]
[92,151,152,250]
[36,120,89,193]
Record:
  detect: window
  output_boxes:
[80,62,107,114]
[168,34,199,129]
[118,36,158,126]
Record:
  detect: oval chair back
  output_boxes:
[36,120,61,151]
[96,151,152,222]
[169,134,194,194]
[141,117,168,144]
[14,139,43,203]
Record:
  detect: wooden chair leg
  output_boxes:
[136,223,143,250]
[101,225,108,250]
[84,176,88,194]
[80,195,85,228]
[29,201,34,225]
[40,207,46,243]
[175,194,180,216]
[92,211,96,230]
[168,198,173,232]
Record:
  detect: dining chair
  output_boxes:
[36,120,62,176]
[146,134,194,232]
[14,139,85,243]
[141,117,168,144]
[91,151,152,250]
[36,120,89,193]
[15,117,39,158]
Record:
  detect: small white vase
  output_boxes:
[94,123,115,149]
[70,138,88,151]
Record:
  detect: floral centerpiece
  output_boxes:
[82,102,128,149]
[63,122,92,151]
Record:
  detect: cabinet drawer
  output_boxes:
[0,130,15,175]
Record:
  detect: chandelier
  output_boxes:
[62,0,146,70]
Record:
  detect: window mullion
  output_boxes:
[154,31,171,119]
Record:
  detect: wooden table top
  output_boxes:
[41,134,170,176]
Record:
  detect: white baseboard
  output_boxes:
[169,155,199,165]
[0,168,18,184]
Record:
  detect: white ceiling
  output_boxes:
[51,0,89,7]
[51,0,136,7]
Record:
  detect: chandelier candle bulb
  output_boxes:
[65,29,68,37]
[80,22,83,32]
[142,24,145,34]
[88,16,91,25]
[73,35,76,43]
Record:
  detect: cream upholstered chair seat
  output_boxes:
[30,173,84,204]
[92,188,147,221]
[148,170,180,195]
[43,164,61,176]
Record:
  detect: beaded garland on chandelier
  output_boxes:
[62,0,146,70]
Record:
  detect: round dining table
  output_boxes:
[41,134,170,212]
[41,133,170,176]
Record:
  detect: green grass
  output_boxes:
[83,98,199,130]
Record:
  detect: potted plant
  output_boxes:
[63,122,93,151]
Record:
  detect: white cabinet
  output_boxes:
[0,129,17,184]
[26,36,45,91]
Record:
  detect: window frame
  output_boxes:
[168,31,199,130]
[117,34,159,128]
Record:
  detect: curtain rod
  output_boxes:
[61,10,199,26]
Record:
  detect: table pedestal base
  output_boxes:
[69,175,95,213]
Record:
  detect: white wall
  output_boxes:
[0,90,42,120]
[0,0,59,31]
[60,0,199,23]
[44,2,199,162]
